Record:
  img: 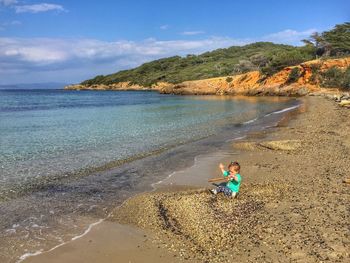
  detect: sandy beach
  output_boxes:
[25,96,349,263]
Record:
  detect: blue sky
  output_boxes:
[0,0,348,84]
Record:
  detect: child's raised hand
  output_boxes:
[219,163,225,169]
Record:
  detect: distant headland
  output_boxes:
[65,23,350,96]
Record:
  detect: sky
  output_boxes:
[0,0,349,85]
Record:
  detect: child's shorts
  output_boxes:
[217,185,237,198]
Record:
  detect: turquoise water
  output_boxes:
[0,89,295,196]
[0,89,299,262]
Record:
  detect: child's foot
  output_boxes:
[209,189,217,195]
[231,192,237,198]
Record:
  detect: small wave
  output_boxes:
[243,117,258,125]
[225,135,247,143]
[264,104,300,117]
[17,219,104,263]
[150,155,202,189]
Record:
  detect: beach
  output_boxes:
[24,96,349,263]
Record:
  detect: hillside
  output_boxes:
[65,23,350,95]
[78,23,349,87]
[65,57,350,96]
[81,42,313,86]
[159,57,350,96]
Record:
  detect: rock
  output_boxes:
[339,100,350,107]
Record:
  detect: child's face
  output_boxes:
[229,166,237,174]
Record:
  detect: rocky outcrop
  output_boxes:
[160,57,350,96]
[64,81,174,92]
[65,81,149,91]
[325,93,350,108]
[65,57,350,96]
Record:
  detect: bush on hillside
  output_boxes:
[231,60,257,74]
[286,67,301,83]
[321,67,344,87]
[309,64,321,84]
[342,67,350,89]
[260,50,312,77]
[226,77,233,83]
[320,66,350,90]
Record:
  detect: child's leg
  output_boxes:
[216,185,233,197]
[212,182,227,187]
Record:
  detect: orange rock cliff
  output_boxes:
[64,57,350,96]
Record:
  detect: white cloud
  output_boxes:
[0,36,246,66]
[262,29,317,44]
[160,24,169,30]
[0,0,18,6]
[181,31,205,36]
[14,3,65,13]
[0,28,316,84]
[0,36,247,83]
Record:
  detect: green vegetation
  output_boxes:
[82,42,305,86]
[302,22,350,57]
[287,67,301,83]
[319,66,350,90]
[226,77,233,83]
[309,64,321,84]
[82,23,350,86]
[260,49,313,76]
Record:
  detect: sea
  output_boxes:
[0,89,300,262]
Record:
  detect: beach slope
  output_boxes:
[25,97,349,263]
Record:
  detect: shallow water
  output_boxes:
[0,89,298,262]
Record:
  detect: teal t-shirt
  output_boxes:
[223,171,241,193]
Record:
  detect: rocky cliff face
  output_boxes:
[65,81,147,91]
[65,57,350,96]
[160,57,350,96]
[64,81,172,92]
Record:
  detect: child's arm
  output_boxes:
[219,163,226,175]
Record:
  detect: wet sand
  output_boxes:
[25,96,349,263]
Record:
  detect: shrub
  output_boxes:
[342,67,350,89]
[286,67,301,83]
[309,64,321,84]
[250,53,269,68]
[232,60,257,74]
[320,67,344,87]
[226,77,233,83]
[261,50,309,76]
[320,66,350,90]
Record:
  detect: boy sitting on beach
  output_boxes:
[210,161,241,198]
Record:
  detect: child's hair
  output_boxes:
[228,161,240,172]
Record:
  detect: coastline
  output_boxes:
[24,96,350,263]
[64,57,350,97]
[1,94,301,263]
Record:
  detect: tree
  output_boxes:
[232,60,257,74]
[302,23,350,58]
[302,32,326,58]
[250,53,269,68]
[260,50,309,76]
[322,22,350,56]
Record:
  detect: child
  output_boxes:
[210,161,241,198]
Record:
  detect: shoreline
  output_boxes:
[20,99,303,262]
[64,57,350,97]
[111,96,349,262]
[17,100,302,263]
[24,96,350,262]
[1,95,300,263]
